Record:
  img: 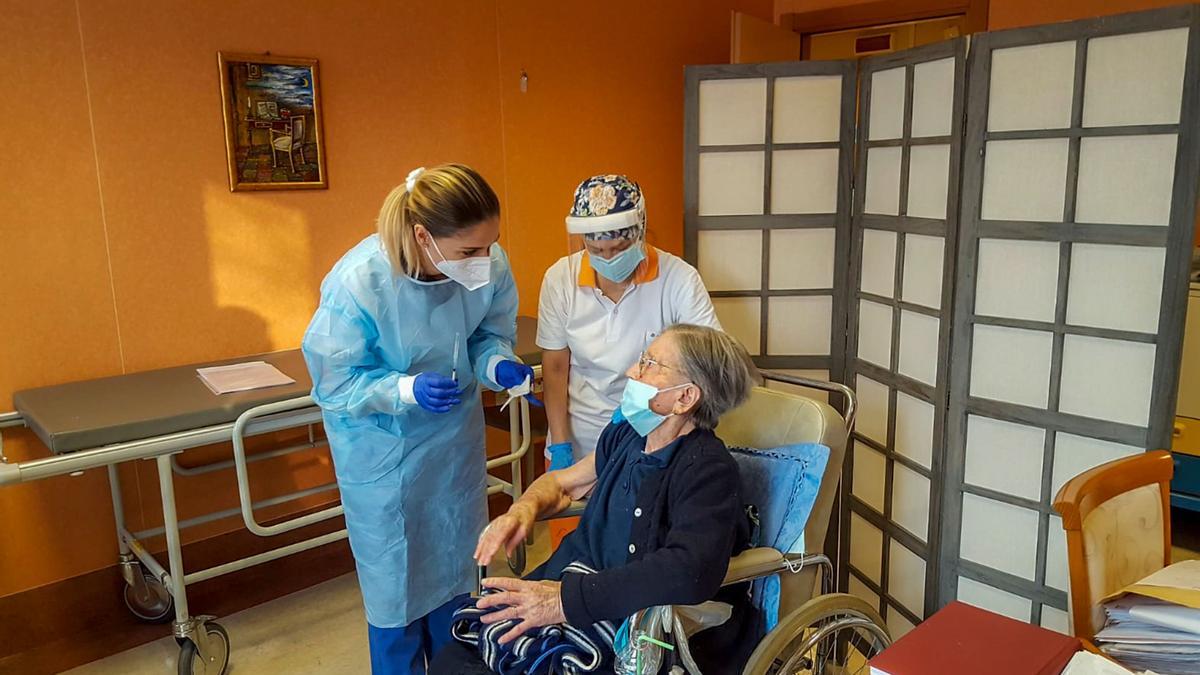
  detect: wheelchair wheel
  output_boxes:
[743,593,890,675]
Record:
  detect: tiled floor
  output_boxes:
[65,525,555,675]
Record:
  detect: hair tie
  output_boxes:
[406,167,426,192]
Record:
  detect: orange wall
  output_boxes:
[0,0,507,598]
[498,0,774,313]
[0,0,770,599]
[988,0,1191,30]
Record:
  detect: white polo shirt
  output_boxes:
[537,246,721,460]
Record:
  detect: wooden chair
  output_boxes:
[270,116,306,174]
[1052,450,1175,651]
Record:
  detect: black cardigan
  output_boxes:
[528,424,756,673]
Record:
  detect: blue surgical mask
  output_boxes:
[619,378,691,437]
[589,241,646,283]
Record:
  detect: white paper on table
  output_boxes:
[1061,650,1147,675]
[1137,561,1200,592]
[197,361,295,395]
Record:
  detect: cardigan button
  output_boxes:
[634,507,643,517]
[629,544,637,554]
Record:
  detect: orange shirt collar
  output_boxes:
[578,246,660,287]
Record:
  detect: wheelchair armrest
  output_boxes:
[538,500,586,521]
[722,547,785,585]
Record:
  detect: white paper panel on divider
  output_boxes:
[1041,607,1070,635]
[858,301,894,369]
[857,376,891,445]
[970,325,1053,408]
[981,139,1070,222]
[850,513,885,583]
[1066,244,1165,333]
[769,229,836,289]
[712,298,761,356]
[912,57,956,138]
[901,234,945,310]
[861,229,898,298]
[957,577,1033,622]
[1045,515,1069,593]
[895,392,935,469]
[1075,134,1178,227]
[848,574,881,610]
[907,144,952,220]
[987,41,1076,132]
[1082,28,1189,128]
[764,370,831,403]
[773,75,843,143]
[852,442,887,514]
[768,296,832,355]
[697,230,762,291]
[698,78,767,146]
[975,239,1060,321]
[771,149,840,214]
[960,493,1040,579]
[1058,335,1156,427]
[889,540,927,617]
[898,311,939,386]
[886,610,917,640]
[1051,433,1142,497]
[964,415,1045,501]
[698,152,765,216]
[869,67,906,140]
[893,464,931,541]
[865,146,903,216]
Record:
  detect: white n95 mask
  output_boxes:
[425,236,491,291]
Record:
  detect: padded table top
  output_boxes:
[13,317,541,455]
[14,351,315,455]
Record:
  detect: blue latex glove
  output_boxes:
[494,360,535,390]
[547,442,574,471]
[413,373,462,414]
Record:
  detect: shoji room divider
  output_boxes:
[684,5,1200,635]
[843,38,967,638]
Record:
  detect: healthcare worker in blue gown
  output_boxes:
[302,164,534,674]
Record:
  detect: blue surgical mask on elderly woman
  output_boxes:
[589,241,646,283]
[619,378,692,436]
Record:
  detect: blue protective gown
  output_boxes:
[301,234,518,628]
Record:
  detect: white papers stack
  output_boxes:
[197,361,295,395]
[1061,650,1159,675]
[1096,562,1200,675]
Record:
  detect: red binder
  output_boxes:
[868,601,1081,675]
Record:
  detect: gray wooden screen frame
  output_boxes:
[844,38,968,625]
[938,5,1200,624]
[683,59,857,378]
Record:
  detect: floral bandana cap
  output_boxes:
[565,174,647,236]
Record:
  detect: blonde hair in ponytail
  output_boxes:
[377,164,500,277]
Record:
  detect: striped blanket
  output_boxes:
[450,562,618,675]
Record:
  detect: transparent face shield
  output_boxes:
[568,231,643,260]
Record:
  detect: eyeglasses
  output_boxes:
[636,352,675,378]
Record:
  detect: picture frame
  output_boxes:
[218,52,327,191]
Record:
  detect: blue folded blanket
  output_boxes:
[450,562,618,674]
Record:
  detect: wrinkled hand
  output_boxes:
[474,508,534,566]
[495,360,535,390]
[412,372,462,413]
[476,578,566,645]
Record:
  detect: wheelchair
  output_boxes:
[501,371,891,675]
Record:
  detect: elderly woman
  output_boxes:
[430,324,759,675]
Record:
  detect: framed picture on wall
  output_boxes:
[218,52,327,191]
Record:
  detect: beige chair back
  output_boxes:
[719,382,849,616]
